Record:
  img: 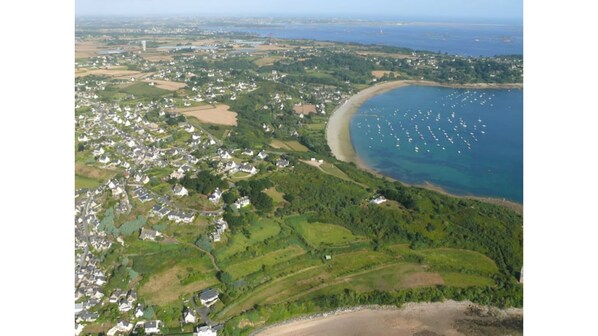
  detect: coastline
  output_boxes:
[325,80,523,213]
[253,301,523,336]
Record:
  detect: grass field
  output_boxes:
[75,163,117,180]
[287,216,365,248]
[215,219,281,261]
[440,272,495,287]
[385,244,499,275]
[305,123,326,130]
[224,245,305,279]
[75,174,101,189]
[264,187,286,206]
[415,248,499,275]
[318,162,352,181]
[122,82,171,98]
[131,242,219,305]
[270,139,309,152]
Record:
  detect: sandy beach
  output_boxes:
[325,80,523,213]
[254,301,522,336]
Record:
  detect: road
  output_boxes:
[75,186,103,288]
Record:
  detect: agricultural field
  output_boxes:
[122,82,171,98]
[287,215,365,247]
[215,218,282,261]
[223,245,305,279]
[75,174,101,189]
[174,104,238,126]
[128,241,219,305]
[270,139,309,152]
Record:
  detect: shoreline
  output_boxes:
[253,301,523,336]
[325,79,523,213]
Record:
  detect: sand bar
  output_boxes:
[326,80,523,212]
[254,301,522,336]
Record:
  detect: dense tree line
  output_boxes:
[178,171,227,195]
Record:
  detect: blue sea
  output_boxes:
[215,21,522,57]
[350,86,523,202]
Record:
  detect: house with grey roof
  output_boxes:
[144,320,162,334]
[199,288,219,307]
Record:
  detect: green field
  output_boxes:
[440,272,495,287]
[122,82,171,97]
[270,139,309,152]
[224,245,305,279]
[287,215,365,247]
[75,174,101,189]
[215,219,281,261]
[415,248,499,275]
[318,162,352,181]
[127,241,219,305]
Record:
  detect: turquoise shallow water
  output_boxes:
[350,86,523,203]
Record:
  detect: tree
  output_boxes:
[222,190,237,204]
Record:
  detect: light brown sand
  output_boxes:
[255,301,522,336]
[174,104,238,126]
[325,80,523,213]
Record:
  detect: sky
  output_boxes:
[75,0,523,21]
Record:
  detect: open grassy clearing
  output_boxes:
[305,123,326,130]
[263,187,286,206]
[75,174,101,189]
[284,262,442,303]
[440,272,495,287]
[122,82,171,98]
[129,242,218,305]
[287,215,365,248]
[224,245,305,279]
[318,162,352,181]
[386,244,499,276]
[253,56,283,66]
[140,264,219,305]
[269,139,309,152]
[415,248,499,275]
[215,219,281,261]
[75,162,118,181]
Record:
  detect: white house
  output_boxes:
[194,325,217,336]
[242,148,254,156]
[183,310,197,324]
[233,196,251,209]
[239,163,257,175]
[118,300,132,312]
[370,196,387,205]
[209,188,222,203]
[256,150,268,160]
[75,323,84,336]
[144,320,162,334]
[98,155,111,164]
[276,159,289,168]
[199,288,219,307]
[173,185,189,197]
[134,305,145,318]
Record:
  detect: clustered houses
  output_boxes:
[74,186,112,332]
[74,34,340,336]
